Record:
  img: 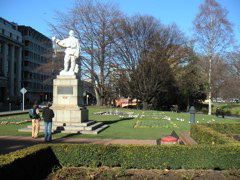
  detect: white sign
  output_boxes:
[20,88,27,94]
[20,87,27,111]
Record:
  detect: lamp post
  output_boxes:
[86,94,89,105]
[189,106,196,124]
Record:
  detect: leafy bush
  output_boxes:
[190,124,237,144]
[50,143,240,170]
[235,111,240,116]
[202,122,240,134]
[201,107,208,114]
[0,144,60,179]
[1,143,240,178]
[221,107,232,116]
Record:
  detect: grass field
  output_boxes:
[0,106,239,140]
[211,103,240,116]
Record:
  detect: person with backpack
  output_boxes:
[29,104,41,138]
[42,102,55,142]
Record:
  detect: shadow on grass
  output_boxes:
[102,117,134,125]
[55,133,81,138]
[51,130,82,140]
[38,134,45,138]
[51,118,134,139]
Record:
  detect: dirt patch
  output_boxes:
[233,134,240,141]
[47,167,240,180]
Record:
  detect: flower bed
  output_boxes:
[0,119,31,125]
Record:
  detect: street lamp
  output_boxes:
[86,94,89,105]
[189,106,196,124]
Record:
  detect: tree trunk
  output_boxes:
[95,88,103,106]
[208,49,213,115]
[142,101,149,110]
[208,91,212,115]
[186,96,190,112]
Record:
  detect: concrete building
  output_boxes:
[18,26,53,104]
[0,17,53,108]
[0,17,23,105]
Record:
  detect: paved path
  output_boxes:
[0,136,157,155]
[0,110,29,117]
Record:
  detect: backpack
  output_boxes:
[29,108,38,119]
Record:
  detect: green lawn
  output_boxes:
[0,114,29,122]
[212,102,240,116]
[0,106,239,140]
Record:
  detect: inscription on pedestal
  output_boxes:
[58,86,73,94]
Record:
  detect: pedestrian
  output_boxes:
[42,102,55,142]
[29,104,41,138]
[216,108,220,117]
[221,110,225,118]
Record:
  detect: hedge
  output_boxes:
[0,144,60,180]
[190,124,237,145]
[1,143,240,178]
[202,122,240,134]
[50,143,240,170]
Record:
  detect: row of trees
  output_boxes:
[46,0,239,112]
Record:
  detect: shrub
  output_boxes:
[1,143,240,177]
[190,124,237,144]
[201,108,208,114]
[202,123,240,135]
[50,143,240,170]
[235,111,239,116]
[220,107,232,116]
[0,144,60,179]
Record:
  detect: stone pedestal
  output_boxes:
[52,74,88,124]
[19,74,108,134]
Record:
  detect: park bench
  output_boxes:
[179,132,197,145]
[170,105,179,113]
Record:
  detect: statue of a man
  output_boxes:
[52,30,80,74]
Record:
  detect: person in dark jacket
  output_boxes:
[42,102,55,142]
[30,104,41,138]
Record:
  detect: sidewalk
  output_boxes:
[0,110,29,117]
[0,136,157,155]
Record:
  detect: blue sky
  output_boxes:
[0,0,239,43]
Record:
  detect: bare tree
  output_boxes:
[177,48,208,110]
[114,17,187,109]
[212,56,230,98]
[193,0,234,115]
[49,0,122,106]
[112,15,161,70]
[113,16,186,71]
[129,50,174,110]
[228,51,240,77]
[222,50,240,100]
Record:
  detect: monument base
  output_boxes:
[18,120,109,135]
[53,107,88,123]
[52,74,86,123]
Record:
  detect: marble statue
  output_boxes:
[52,30,80,75]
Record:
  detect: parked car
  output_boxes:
[38,101,51,109]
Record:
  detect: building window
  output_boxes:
[24,61,28,67]
[24,51,29,56]
[24,40,29,46]
[0,57,3,73]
